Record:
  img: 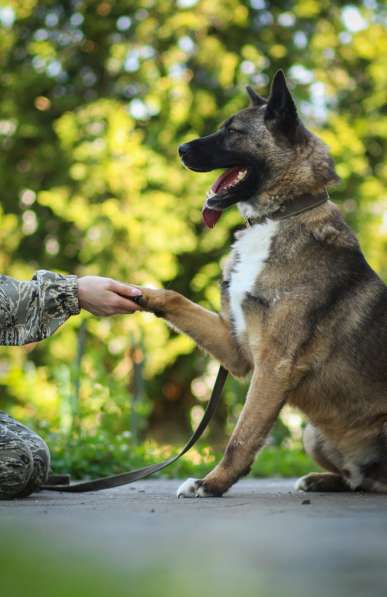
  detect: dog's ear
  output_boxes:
[265,70,298,137]
[246,85,266,107]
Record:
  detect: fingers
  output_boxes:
[108,282,144,313]
[78,276,146,316]
[110,281,142,299]
[110,296,142,314]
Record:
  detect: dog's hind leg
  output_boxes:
[295,473,349,492]
[356,430,387,493]
[296,423,350,492]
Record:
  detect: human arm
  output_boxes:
[0,271,142,346]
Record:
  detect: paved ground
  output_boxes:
[1,479,387,597]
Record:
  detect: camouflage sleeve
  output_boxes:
[0,270,80,346]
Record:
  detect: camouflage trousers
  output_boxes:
[0,412,50,499]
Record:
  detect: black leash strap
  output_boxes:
[42,366,228,493]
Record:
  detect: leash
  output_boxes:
[42,366,228,492]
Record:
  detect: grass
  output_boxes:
[47,431,318,481]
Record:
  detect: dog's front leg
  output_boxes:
[177,363,287,498]
[135,287,250,377]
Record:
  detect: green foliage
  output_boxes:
[47,430,316,480]
[0,1,385,476]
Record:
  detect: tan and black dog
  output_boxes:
[136,70,387,497]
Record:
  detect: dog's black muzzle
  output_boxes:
[178,132,265,207]
[178,132,241,172]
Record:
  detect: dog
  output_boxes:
[136,70,387,497]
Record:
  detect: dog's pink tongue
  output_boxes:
[202,167,242,228]
[202,206,222,228]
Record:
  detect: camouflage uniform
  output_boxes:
[0,270,80,499]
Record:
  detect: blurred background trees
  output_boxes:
[0,0,385,476]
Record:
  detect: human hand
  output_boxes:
[77,276,143,316]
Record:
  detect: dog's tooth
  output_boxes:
[236,169,247,181]
[207,169,247,198]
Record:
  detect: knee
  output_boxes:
[0,435,34,499]
[28,433,50,487]
[16,433,50,497]
[9,419,50,489]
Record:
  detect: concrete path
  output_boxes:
[1,479,387,597]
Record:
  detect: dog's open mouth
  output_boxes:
[203,167,248,228]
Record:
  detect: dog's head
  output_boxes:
[179,70,339,227]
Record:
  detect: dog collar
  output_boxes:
[246,190,329,227]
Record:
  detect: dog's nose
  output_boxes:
[178,143,190,157]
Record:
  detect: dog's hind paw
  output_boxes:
[294,476,310,492]
[295,473,349,493]
[176,478,214,498]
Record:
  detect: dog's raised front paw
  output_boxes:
[176,478,216,498]
[132,287,178,318]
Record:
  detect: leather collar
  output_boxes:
[246,190,329,227]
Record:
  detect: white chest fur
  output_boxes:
[229,220,279,336]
